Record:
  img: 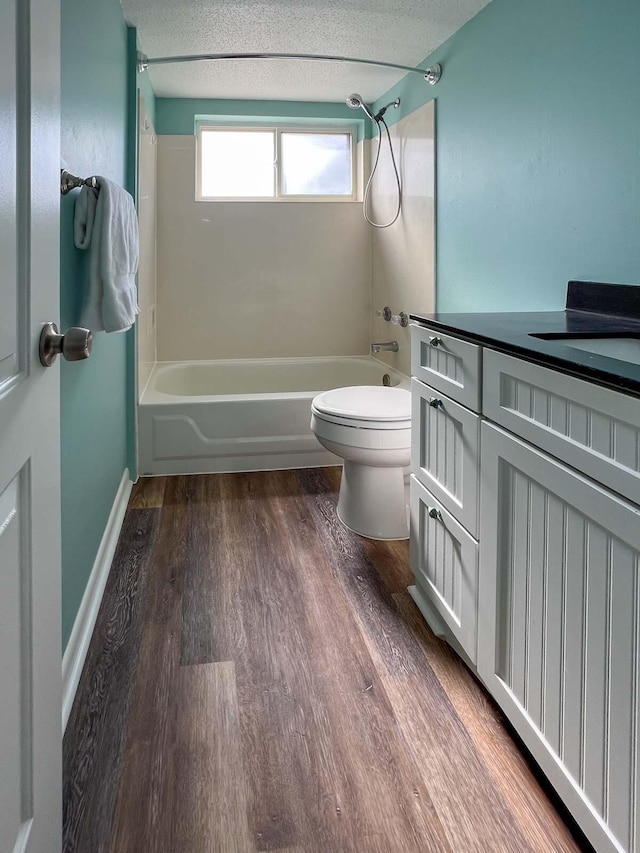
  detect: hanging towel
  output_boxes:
[74,177,140,333]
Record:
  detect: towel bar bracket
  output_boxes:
[60,169,98,195]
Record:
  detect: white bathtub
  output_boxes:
[138,356,409,476]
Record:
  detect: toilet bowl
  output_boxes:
[310,385,411,540]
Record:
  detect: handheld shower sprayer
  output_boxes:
[345,93,376,121]
[345,92,402,229]
[346,94,401,123]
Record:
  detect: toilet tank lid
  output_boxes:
[312,386,411,422]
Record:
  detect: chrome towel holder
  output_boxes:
[60,169,99,195]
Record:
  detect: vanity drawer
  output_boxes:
[411,378,480,536]
[410,475,478,663]
[411,324,482,412]
[483,348,640,504]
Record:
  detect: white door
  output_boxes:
[0,0,62,850]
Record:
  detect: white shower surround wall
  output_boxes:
[137,97,157,397]
[155,135,372,363]
[369,101,436,377]
[138,356,409,475]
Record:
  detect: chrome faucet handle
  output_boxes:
[381,307,409,327]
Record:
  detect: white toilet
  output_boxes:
[310,385,412,540]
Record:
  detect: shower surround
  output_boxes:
[137,98,434,472]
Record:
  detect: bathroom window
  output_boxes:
[196,126,356,201]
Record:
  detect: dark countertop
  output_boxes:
[410,282,640,397]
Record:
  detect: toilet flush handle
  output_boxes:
[428,507,442,521]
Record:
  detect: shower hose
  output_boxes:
[363,116,402,229]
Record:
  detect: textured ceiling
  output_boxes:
[121,0,491,102]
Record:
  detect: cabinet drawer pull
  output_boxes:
[429,336,443,347]
[428,397,443,409]
[427,506,442,521]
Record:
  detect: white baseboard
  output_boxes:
[62,468,133,733]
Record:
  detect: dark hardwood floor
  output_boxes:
[63,468,588,852]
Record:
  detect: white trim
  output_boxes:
[62,469,133,733]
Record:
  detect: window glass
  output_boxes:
[281,132,352,196]
[200,130,275,198]
[197,127,355,200]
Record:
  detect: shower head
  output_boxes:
[345,93,376,121]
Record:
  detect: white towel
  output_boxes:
[74,177,140,333]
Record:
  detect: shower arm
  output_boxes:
[136,50,442,85]
[373,97,401,121]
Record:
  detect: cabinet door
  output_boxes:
[411,323,482,411]
[411,378,480,535]
[479,422,640,853]
[410,475,478,662]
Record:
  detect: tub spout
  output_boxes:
[371,341,399,353]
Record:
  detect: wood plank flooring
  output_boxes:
[63,468,591,852]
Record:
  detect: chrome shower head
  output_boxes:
[345,93,376,121]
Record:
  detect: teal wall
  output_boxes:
[373,0,640,311]
[155,97,365,140]
[60,0,133,650]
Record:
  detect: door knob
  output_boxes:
[39,322,92,367]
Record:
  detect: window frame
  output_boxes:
[196,124,358,203]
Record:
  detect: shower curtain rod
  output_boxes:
[136,50,442,84]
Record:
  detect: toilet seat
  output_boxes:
[311,386,411,430]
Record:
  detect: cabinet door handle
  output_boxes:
[429,336,443,347]
[428,506,442,521]
[428,397,443,409]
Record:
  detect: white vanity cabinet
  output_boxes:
[410,319,640,853]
